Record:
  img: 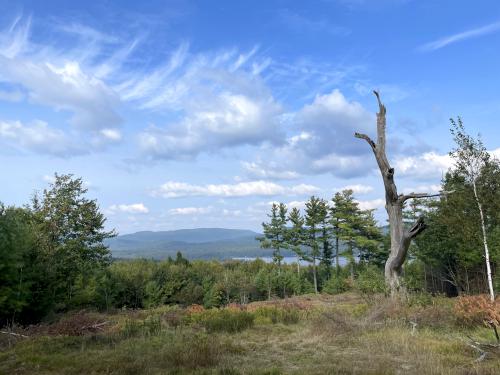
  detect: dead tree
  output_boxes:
[355,91,445,296]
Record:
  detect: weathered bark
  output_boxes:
[355,91,431,297]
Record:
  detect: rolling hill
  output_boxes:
[105,228,293,260]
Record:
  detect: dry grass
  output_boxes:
[2,293,500,374]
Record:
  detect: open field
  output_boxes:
[2,293,500,375]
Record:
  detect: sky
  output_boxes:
[1,0,500,234]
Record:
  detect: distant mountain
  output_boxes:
[105,228,292,260]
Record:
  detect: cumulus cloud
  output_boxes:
[394,151,452,180]
[168,206,213,215]
[243,89,374,179]
[356,198,385,211]
[108,203,149,214]
[242,162,300,180]
[0,120,87,156]
[153,180,320,198]
[338,184,374,194]
[401,184,441,194]
[139,93,283,160]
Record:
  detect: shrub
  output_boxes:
[253,305,301,325]
[454,294,500,327]
[355,266,386,296]
[189,309,254,333]
[322,275,349,295]
[120,316,162,338]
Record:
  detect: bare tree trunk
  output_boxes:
[355,91,430,297]
[312,257,318,294]
[472,179,495,301]
[335,235,340,275]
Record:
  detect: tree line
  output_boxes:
[258,191,383,293]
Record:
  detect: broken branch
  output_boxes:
[354,132,376,151]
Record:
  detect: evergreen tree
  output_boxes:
[304,196,327,293]
[31,173,116,309]
[330,190,359,280]
[286,207,306,274]
[259,203,288,268]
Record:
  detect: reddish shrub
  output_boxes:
[186,304,205,315]
[454,294,500,327]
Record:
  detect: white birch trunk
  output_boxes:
[472,179,495,301]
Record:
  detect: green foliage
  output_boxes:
[355,265,386,295]
[0,205,36,323]
[1,174,116,324]
[322,274,350,295]
[259,203,288,266]
[253,305,301,324]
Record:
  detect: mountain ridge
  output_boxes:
[105,227,283,260]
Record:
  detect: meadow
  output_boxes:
[2,293,500,375]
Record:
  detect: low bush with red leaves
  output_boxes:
[454,294,500,327]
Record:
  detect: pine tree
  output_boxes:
[259,203,288,268]
[357,209,384,266]
[330,190,359,280]
[286,207,306,274]
[304,196,327,293]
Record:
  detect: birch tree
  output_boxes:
[450,117,495,301]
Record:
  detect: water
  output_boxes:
[232,256,350,266]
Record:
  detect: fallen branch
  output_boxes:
[409,321,417,336]
[0,330,29,338]
[81,321,110,331]
[467,341,488,362]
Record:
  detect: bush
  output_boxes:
[189,309,254,333]
[322,275,349,295]
[454,294,500,327]
[355,266,386,296]
[253,305,301,325]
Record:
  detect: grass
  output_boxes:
[1,293,500,374]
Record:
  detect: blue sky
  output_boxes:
[1,0,500,234]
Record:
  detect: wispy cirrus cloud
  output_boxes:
[418,20,500,52]
[0,16,124,155]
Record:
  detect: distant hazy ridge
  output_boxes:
[105,228,294,260]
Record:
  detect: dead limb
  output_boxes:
[81,321,110,331]
[0,330,29,338]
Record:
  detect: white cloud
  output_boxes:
[168,206,213,215]
[419,21,500,52]
[356,198,385,211]
[402,184,441,194]
[108,203,149,214]
[242,162,300,180]
[338,184,374,194]
[0,17,123,155]
[0,120,87,156]
[139,93,283,160]
[395,151,452,180]
[243,89,374,179]
[100,128,122,141]
[153,180,320,198]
